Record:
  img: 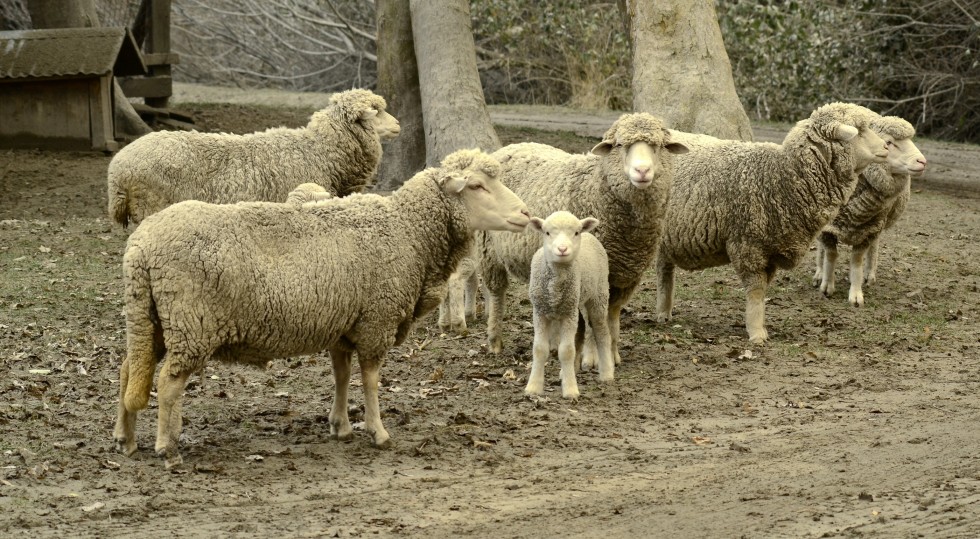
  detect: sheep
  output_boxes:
[285,182,335,207]
[437,246,479,335]
[813,115,926,306]
[480,113,689,362]
[107,88,400,227]
[654,102,889,344]
[524,211,612,400]
[111,149,530,468]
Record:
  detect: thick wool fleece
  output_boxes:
[658,102,879,276]
[822,116,916,249]
[107,89,389,227]
[482,113,677,301]
[120,150,490,412]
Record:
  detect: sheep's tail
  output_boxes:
[122,246,163,412]
[107,167,131,228]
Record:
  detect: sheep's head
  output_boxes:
[438,149,530,233]
[591,113,689,188]
[286,182,334,207]
[321,89,401,140]
[529,211,598,266]
[806,102,888,173]
[872,116,926,176]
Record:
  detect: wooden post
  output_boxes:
[144,0,171,108]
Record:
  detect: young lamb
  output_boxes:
[480,113,689,361]
[655,102,889,344]
[813,115,926,306]
[524,211,612,400]
[107,88,400,227]
[112,149,530,468]
[438,246,479,334]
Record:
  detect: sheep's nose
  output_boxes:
[918,157,927,167]
[558,246,568,255]
[521,209,531,218]
[633,167,649,178]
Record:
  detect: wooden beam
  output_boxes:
[145,0,173,108]
[142,52,180,66]
[118,76,173,99]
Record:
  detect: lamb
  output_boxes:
[112,149,530,468]
[480,113,689,362]
[524,211,612,400]
[655,102,889,344]
[107,88,400,227]
[813,115,926,306]
[437,246,479,334]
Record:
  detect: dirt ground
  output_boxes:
[2,101,980,538]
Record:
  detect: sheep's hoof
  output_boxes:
[331,431,354,443]
[865,274,877,285]
[372,436,393,450]
[655,313,671,324]
[524,384,543,396]
[156,448,183,470]
[747,330,768,344]
[561,390,580,401]
[849,293,864,307]
[489,336,503,355]
[115,437,137,457]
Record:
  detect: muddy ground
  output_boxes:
[2,101,980,538]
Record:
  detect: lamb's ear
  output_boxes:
[591,140,614,156]
[358,108,379,122]
[833,123,859,142]
[666,142,689,154]
[580,217,599,233]
[529,217,545,233]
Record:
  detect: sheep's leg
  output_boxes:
[556,317,580,400]
[587,303,615,383]
[438,274,467,334]
[328,347,354,442]
[819,236,838,297]
[741,271,769,344]
[849,244,869,307]
[812,241,825,287]
[865,237,881,285]
[113,357,138,456]
[608,289,630,366]
[525,312,550,396]
[358,353,391,449]
[464,271,479,320]
[574,314,585,373]
[578,315,598,372]
[655,256,675,324]
[483,270,509,354]
[154,362,191,469]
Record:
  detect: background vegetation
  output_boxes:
[2,0,976,141]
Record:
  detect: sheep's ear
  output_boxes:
[833,123,859,142]
[591,140,614,156]
[529,217,545,232]
[580,217,599,233]
[439,172,468,194]
[358,108,379,122]
[666,142,689,155]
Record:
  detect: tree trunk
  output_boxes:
[26,0,151,141]
[410,0,499,166]
[374,0,426,191]
[627,0,753,141]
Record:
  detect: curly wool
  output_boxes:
[660,102,877,275]
[107,88,390,227]
[120,151,478,413]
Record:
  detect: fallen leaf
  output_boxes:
[80,502,104,512]
[502,369,516,380]
[691,436,713,445]
[245,454,264,462]
[28,369,51,375]
[38,246,51,253]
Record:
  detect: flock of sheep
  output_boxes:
[105,88,926,468]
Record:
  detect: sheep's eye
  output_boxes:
[574,231,580,236]
[468,184,486,191]
[545,232,550,236]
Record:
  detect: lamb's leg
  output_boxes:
[524,312,550,396]
[113,357,138,456]
[655,256,675,324]
[578,315,598,372]
[154,362,191,469]
[819,235,838,297]
[358,353,391,449]
[464,271,479,320]
[482,264,509,354]
[557,317,580,400]
[812,240,825,287]
[328,347,354,442]
[741,271,769,344]
[865,237,881,285]
[588,304,615,383]
[849,244,869,307]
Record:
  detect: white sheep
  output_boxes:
[480,113,689,362]
[813,115,926,306]
[107,88,400,227]
[437,246,479,334]
[524,211,612,400]
[285,182,335,207]
[655,102,889,343]
[112,149,530,468]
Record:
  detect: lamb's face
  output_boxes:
[359,108,401,141]
[448,170,530,233]
[530,211,599,265]
[882,136,927,176]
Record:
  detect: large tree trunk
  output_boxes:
[410,0,499,166]
[627,0,753,141]
[374,0,426,191]
[26,0,151,141]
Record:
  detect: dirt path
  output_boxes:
[1,89,979,538]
